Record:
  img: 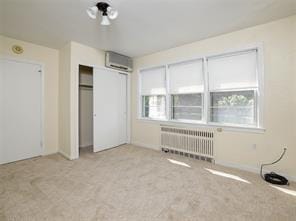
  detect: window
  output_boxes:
[139,47,262,129]
[171,94,203,121]
[207,50,258,126]
[168,59,204,121]
[142,95,166,119]
[140,66,166,119]
[210,90,256,126]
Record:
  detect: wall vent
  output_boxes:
[161,126,214,162]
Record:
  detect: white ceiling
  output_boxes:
[1,0,296,57]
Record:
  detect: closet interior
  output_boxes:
[79,65,94,153]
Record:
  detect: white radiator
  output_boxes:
[160,126,214,162]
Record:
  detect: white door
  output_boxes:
[93,68,127,152]
[0,59,42,164]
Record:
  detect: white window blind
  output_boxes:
[140,66,166,95]
[208,50,258,90]
[168,59,204,94]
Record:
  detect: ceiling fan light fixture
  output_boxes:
[87,2,118,25]
[101,15,111,25]
[107,6,118,20]
[86,6,98,19]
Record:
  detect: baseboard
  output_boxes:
[215,160,296,182]
[79,144,93,148]
[42,150,58,156]
[58,149,72,160]
[131,142,161,151]
[131,142,296,182]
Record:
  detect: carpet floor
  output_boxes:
[0,144,295,221]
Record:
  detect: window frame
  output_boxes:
[167,58,205,124]
[141,95,167,120]
[137,45,264,133]
[208,89,258,127]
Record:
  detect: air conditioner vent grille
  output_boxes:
[105,51,133,72]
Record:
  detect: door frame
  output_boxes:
[0,56,45,159]
[75,64,131,159]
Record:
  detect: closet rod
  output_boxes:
[79,84,93,89]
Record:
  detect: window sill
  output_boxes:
[137,117,265,134]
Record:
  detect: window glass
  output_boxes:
[171,94,203,121]
[210,90,256,126]
[142,95,166,119]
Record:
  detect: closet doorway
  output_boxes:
[78,65,128,155]
[79,65,94,153]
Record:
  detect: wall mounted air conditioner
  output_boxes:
[105,51,133,72]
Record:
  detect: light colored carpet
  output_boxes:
[0,144,295,221]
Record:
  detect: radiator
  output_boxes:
[160,126,214,162]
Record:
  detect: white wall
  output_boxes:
[0,35,59,155]
[79,66,93,148]
[132,16,296,179]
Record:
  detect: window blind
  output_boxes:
[140,66,166,95]
[208,50,258,90]
[168,59,204,94]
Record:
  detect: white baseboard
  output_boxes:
[58,149,72,160]
[215,160,296,182]
[131,142,161,151]
[131,142,296,182]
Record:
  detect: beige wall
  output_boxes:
[0,35,59,155]
[58,42,71,157]
[132,16,296,179]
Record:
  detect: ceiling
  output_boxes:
[1,0,296,57]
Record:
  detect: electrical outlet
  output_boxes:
[216,128,223,132]
[252,144,257,150]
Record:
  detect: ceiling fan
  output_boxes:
[86,2,118,26]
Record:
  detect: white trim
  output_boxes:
[132,142,160,151]
[126,73,132,143]
[209,87,258,92]
[257,44,265,129]
[204,57,209,124]
[165,65,170,120]
[133,141,296,182]
[138,64,168,74]
[137,69,142,119]
[138,117,265,133]
[58,150,72,160]
[75,64,132,159]
[206,48,257,60]
[215,160,296,182]
[0,56,45,156]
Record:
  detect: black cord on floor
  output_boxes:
[260,148,289,185]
